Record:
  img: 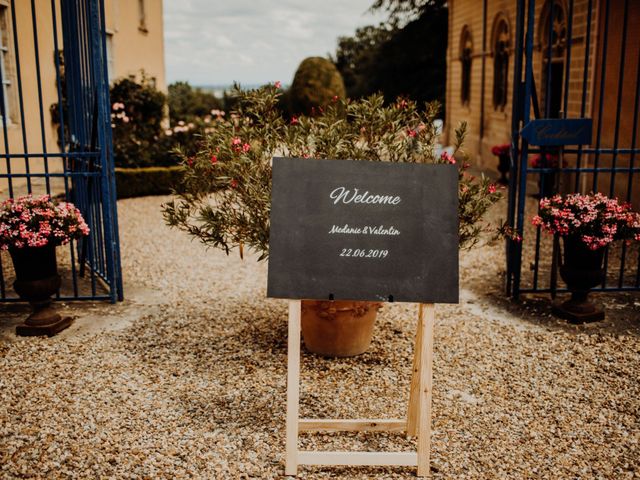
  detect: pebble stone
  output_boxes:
[0,195,638,479]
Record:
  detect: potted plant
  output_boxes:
[532,193,640,323]
[491,143,510,184]
[531,152,560,198]
[0,194,90,336]
[164,84,501,356]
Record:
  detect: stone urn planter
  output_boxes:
[553,235,605,323]
[491,144,510,185]
[497,153,510,185]
[9,244,72,336]
[301,300,382,357]
[538,171,557,198]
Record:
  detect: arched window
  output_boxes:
[492,15,510,110]
[460,27,473,106]
[539,0,567,118]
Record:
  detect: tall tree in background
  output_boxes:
[168,81,223,122]
[334,0,447,113]
[370,0,446,22]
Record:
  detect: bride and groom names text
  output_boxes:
[328,187,401,237]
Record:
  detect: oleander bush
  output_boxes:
[163,84,501,260]
[110,77,167,168]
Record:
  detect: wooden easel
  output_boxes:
[285,300,435,477]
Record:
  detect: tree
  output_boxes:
[168,81,223,122]
[289,57,346,115]
[369,0,447,23]
[110,77,166,168]
[333,0,447,113]
[333,24,394,100]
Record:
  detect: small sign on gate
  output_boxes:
[520,118,593,146]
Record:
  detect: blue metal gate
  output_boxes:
[0,0,122,302]
[507,0,640,297]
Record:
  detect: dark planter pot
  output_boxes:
[497,154,510,185]
[553,235,605,323]
[538,172,556,198]
[9,244,72,336]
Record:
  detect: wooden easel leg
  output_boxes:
[285,300,302,476]
[417,303,435,478]
[406,304,424,437]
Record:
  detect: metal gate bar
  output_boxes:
[507,0,640,297]
[0,0,122,302]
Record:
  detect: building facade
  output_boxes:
[0,0,165,194]
[445,0,640,206]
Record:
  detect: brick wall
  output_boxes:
[446,0,639,207]
[446,0,597,171]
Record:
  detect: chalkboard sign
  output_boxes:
[267,157,459,303]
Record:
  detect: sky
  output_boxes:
[162,0,387,87]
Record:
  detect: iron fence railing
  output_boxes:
[0,0,122,302]
[507,0,640,297]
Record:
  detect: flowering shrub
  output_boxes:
[0,195,90,250]
[531,153,560,168]
[491,144,510,156]
[163,84,501,259]
[532,193,640,250]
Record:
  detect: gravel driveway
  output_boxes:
[1,195,639,479]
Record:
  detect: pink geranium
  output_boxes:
[531,153,560,168]
[532,193,640,250]
[0,195,90,250]
[491,144,510,156]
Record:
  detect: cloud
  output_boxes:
[163,0,387,86]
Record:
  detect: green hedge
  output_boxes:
[115,166,184,199]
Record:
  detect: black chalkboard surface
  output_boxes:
[267,157,459,303]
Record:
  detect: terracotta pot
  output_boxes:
[9,244,72,336]
[301,300,381,357]
[553,235,605,323]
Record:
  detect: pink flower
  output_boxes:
[491,144,509,156]
[332,95,338,102]
[230,179,238,188]
[274,81,282,89]
[440,151,455,164]
[488,184,497,194]
[407,129,417,138]
[210,155,218,164]
[231,137,242,146]
[242,143,251,152]
[0,195,89,249]
[290,116,299,125]
[532,192,640,248]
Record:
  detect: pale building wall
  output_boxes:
[0,0,165,196]
[104,0,166,91]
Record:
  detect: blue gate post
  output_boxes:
[508,0,536,297]
[90,0,122,302]
[506,0,526,296]
[0,0,123,302]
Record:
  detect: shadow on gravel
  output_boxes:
[478,280,640,337]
